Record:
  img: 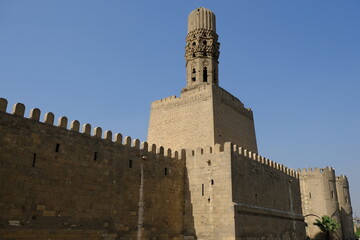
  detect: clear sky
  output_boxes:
[1,1,359,217]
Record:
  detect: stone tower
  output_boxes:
[336,175,355,240]
[147,7,258,152]
[185,7,219,90]
[299,167,343,239]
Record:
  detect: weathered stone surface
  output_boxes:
[298,168,355,239]
[0,7,354,240]
[0,111,185,239]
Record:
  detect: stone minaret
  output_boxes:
[184,8,220,90]
[148,7,258,153]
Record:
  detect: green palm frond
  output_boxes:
[313,215,340,233]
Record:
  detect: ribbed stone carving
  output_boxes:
[185,7,220,89]
[188,7,216,33]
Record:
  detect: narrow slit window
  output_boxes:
[255,194,258,203]
[203,67,208,82]
[331,191,334,199]
[94,152,98,161]
[202,184,204,196]
[32,153,37,167]
[164,168,168,175]
[129,160,133,168]
[309,192,312,199]
[211,179,214,185]
[55,143,60,152]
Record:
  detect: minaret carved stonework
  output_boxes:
[148,7,258,153]
[184,8,220,90]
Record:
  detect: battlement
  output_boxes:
[152,95,178,105]
[296,166,334,174]
[215,87,248,110]
[0,97,184,161]
[186,141,298,179]
[336,175,348,181]
[152,84,252,113]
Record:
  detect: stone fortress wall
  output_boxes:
[0,96,305,240]
[0,6,356,240]
[298,167,355,240]
[230,145,304,239]
[0,98,185,240]
[185,143,306,239]
[0,96,355,240]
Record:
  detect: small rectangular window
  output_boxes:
[164,168,168,175]
[192,77,196,82]
[129,160,133,168]
[55,143,60,152]
[94,152,98,161]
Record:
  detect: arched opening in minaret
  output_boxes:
[203,67,208,82]
[192,68,196,73]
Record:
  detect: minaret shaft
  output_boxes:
[184,8,220,90]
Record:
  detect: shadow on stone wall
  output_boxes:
[313,231,342,240]
[183,167,197,239]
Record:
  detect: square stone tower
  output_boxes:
[147,7,258,153]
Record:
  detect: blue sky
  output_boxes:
[1,1,359,216]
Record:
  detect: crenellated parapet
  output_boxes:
[214,86,254,118]
[151,95,177,105]
[0,97,187,239]
[186,141,298,179]
[152,85,252,116]
[296,166,334,174]
[0,97,184,161]
[336,174,348,181]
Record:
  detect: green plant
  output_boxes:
[355,227,360,238]
[313,215,340,240]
